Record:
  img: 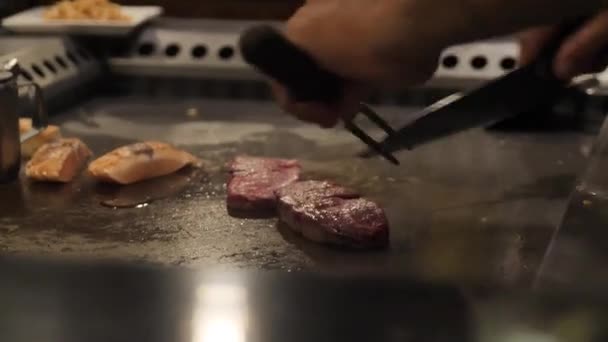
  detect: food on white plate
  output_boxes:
[226,155,301,213]
[276,180,390,249]
[43,0,131,21]
[25,138,92,183]
[19,118,62,159]
[88,141,200,185]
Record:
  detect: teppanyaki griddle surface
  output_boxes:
[0,96,592,288]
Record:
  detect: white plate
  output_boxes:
[2,6,163,36]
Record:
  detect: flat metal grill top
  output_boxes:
[0,95,592,290]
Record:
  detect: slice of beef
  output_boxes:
[227,155,301,213]
[276,181,389,249]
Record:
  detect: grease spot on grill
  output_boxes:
[97,168,204,209]
[101,198,153,209]
[186,108,199,118]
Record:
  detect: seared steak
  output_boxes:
[227,156,301,212]
[276,181,389,249]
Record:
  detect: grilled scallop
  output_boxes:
[88,141,200,185]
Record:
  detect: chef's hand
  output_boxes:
[520,12,608,80]
[272,0,449,128]
[273,0,607,128]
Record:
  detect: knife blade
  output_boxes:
[361,20,584,158]
[360,61,569,156]
[239,21,582,164]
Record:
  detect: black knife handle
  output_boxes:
[239,25,344,103]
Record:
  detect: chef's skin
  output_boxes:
[272,0,608,127]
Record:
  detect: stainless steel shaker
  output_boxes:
[0,58,47,183]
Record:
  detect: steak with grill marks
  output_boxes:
[276,180,389,249]
[227,156,301,213]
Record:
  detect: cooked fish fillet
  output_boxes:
[88,141,200,185]
[25,138,92,183]
[19,118,62,159]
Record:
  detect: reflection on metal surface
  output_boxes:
[536,116,608,291]
[186,107,200,118]
[97,167,203,209]
[501,331,556,342]
[193,283,248,342]
[4,257,608,342]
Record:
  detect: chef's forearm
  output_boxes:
[419,0,608,45]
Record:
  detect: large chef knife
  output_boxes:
[362,20,585,157]
[239,22,582,164]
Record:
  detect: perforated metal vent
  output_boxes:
[110,19,259,80]
[432,40,520,88]
[109,19,525,89]
[0,36,101,98]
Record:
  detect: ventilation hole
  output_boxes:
[471,55,488,70]
[21,70,33,81]
[164,44,181,57]
[218,46,235,60]
[43,60,57,74]
[442,55,459,69]
[67,51,80,65]
[500,57,517,71]
[77,48,90,61]
[55,55,68,69]
[191,45,207,59]
[31,64,45,78]
[138,42,156,56]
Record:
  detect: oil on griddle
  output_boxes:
[0,97,590,289]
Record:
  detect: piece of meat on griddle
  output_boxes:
[276,180,389,249]
[227,156,301,212]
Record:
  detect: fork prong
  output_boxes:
[344,121,400,165]
[358,103,397,137]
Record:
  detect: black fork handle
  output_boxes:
[239,25,344,103]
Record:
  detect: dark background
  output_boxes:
[1,1,302,19]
